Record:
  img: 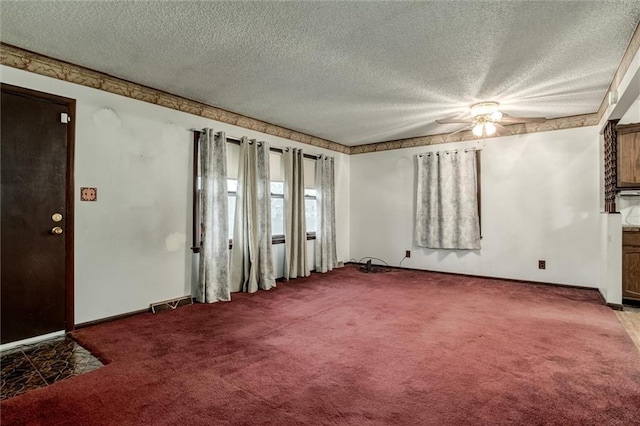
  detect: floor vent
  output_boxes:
[150,296,193,314]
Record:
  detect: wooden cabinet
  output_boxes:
[617,123,640,189]
[623,230,640,301]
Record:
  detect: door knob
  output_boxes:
[51,226,63,235]
[52,213,63,222]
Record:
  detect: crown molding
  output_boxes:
[1,38,633,157]
[0,43,350,155]
[349,114,599,155]
[596,20,640,122]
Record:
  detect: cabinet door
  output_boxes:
[622,245,640,300]
[617,131,640,188]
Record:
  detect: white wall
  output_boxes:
[599,213,622,303]
[350,127,601,287]
[1,65,350,324]
[619,97,640,125]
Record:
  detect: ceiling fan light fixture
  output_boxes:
[470,101,500,118]
[472,120,496,138]
[437,101,546,137]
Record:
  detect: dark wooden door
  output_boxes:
[1,86,74,344]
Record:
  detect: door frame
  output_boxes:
[1,83,76,333]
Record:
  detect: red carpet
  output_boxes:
[2,266,639,425]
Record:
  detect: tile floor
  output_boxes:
[0,336,103,401]
[616,306,640,352]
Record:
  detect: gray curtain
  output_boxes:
[197,129,231,302]
[230,137,276,293]
[415,149,480,250]
[315,155,337,273]
[284,148,310,280]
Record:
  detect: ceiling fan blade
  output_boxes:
[436,118,474,124]
[500,114,546,124]
[494,122,511,136]
[449,124,474,136]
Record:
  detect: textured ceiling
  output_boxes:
[1,1,639,146]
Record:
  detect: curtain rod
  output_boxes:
[189,129,319,160]
[417,148,482,157]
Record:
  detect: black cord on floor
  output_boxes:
[359,256,389,266]
[357,256,392,273]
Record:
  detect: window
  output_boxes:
[227,179,237,240]
[303,156,317,238]
[192,176,236,249]
[304,189,317,235]
[226,179,311,245]
[221,181,316,246]
[271,181,285,237]
[415,149,480,249]
[195,175,201,247]
[268,152,317,243]
[270,182,316,243]
[192,131,319,252]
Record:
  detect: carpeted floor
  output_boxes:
[2,266,639,425]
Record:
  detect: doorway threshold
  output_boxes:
[0,330,65,353]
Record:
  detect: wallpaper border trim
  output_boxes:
[2,39,635,155]
[0,43,350,155]
[349,114,599,154]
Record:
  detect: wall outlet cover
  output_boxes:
[538,260,546,270]
[80,187,97,202]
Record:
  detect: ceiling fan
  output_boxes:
[436,102,546,137]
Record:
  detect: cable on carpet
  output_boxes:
[358,256,392,273]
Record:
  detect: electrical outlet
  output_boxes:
[405,250,411,258]
[538,260,546,270]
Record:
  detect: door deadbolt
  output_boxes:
[52,213,63,222]
[51,226,63,235]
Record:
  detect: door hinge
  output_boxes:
[60,113,71,123]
